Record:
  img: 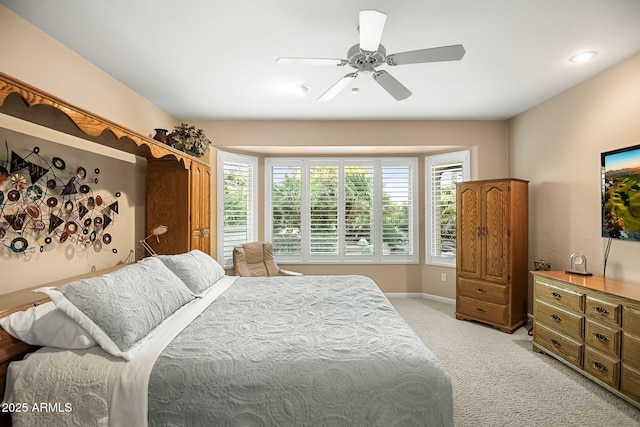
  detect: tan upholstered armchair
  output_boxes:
[232,242,302,277]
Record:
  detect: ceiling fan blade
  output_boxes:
[317,73,358,102]
[359,10,387,52]
[276,57,347,66]
[372,70,412,101]
[387,44,466,66]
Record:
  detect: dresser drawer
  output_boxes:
[622,332,640,370]
[621,364,640,403]
[458,278,508,305]
[585,319,620,357]
[457,296,508,326]
[623,306,640,335]
[586,296,621,327]
[535,299,584,341]
[534,322,583,368]
[584,347,620,388]
[534,279,584,312]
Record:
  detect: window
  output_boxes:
[217,151,258,268]
[425,150,470,267]
[266,158,418,263]
[270,164,302,256]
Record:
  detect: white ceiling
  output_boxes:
[3,0,640,121]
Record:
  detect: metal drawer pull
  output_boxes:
[475,288,486,294]
[551,292,562,300]
[550,339,561,348]
[594,306,609,315]
[592,362,607,372]
[476,307,486,313]
[550,314,562,323]
[593,333,608,342]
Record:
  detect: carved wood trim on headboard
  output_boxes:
[0,71,206,169]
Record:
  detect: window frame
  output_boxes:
[425,150,470,267]
[216,150,258,268]
[265,157,418,264]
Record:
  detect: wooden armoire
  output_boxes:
[455,178,529,333]
[146,158,211,255]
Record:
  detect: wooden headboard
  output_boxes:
[0,264,130,412]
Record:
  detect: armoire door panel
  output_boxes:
[458,185,481,278]
[189,162,211,253]
[482,183,509,283]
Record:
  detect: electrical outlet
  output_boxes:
[441,273,447,282]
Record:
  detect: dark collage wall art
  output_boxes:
[0,143,122,256]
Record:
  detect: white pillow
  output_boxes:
[36,258,194,361]
[0,301,96,349]
[155,250,225,295]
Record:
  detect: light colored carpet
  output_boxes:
[389,296,640,427]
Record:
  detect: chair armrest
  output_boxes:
[279,269,303,276]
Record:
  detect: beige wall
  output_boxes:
[197,120,509,182]
[509,53,640,291]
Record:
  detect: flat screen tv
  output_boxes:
[601,144,640,241]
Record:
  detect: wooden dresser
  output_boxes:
[532,271,640,408]
[455,179,529,333]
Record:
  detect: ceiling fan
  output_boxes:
[276,10,466,102]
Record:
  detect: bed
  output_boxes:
[0,250,453,427]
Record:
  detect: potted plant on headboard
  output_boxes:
[167,123,212,158]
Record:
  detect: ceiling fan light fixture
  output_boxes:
[569,51,598,63]
[359,10,387,52]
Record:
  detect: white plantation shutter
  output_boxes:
[381,162,416,259]
[265,158,417,263]
[426,150,470,266]
[309,164,339,256]
[344,164,374,256]
[270,165,302,256]
[217,152,257,268]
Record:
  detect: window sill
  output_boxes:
[425,260,456,268]
[278,260,420,265]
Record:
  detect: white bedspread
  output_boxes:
[6,275,453,426]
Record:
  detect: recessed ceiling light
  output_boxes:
[569,51,598,63]
[351,88,359,95]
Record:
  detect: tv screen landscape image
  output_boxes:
[602,144,640,241]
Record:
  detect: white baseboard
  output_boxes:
[421,293,456,305]
[386,292,423,298]
[386,292,455,305]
